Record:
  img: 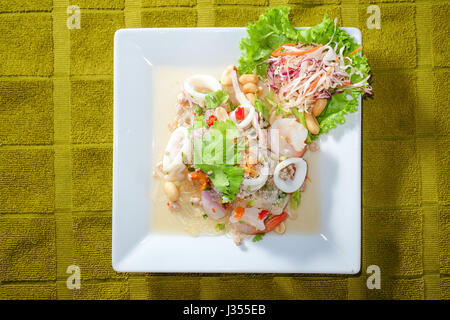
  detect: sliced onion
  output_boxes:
[229,103,255,129]
[229,207,265,231]
[183,75,221,104]
[273,158,307,193]
[201,190,226,219]
[162,126,191,174]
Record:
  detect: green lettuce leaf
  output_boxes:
[204,90,229,109]
[238,6,295,75]
[313,91,359,137]
[238,6,371,138]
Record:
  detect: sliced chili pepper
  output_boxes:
[258,210,270,220]
[235,106,245,121]
[207,115,217,127]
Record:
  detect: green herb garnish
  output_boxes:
[290,190,301,210]
[205,90,229,109]
[194,105,204,116]
[215,223,226,232]
[194,120,244,203]
[252,234,264,242]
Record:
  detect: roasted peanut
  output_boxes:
[163,181,180,202]
[245,93,255,104]
[257,86,263,95]
[214,106,229,121]
[220,65,235,86]
[238,74,258,85]
[242,82,258,94]
[274,222,286,234]
[305,112,320,135]
[312,98,328,117]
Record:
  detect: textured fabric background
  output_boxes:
[0,0,448,300]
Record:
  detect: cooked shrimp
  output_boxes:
[269,118,308,158]
[232,211,289,235]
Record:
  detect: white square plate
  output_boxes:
[113,27,361,273]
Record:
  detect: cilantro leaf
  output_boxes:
[193,119,244,203]
[205,90,229,109]
[196,164,244,204]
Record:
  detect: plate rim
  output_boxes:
[112,26,362,274]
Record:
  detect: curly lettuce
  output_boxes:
[238,6,371,138]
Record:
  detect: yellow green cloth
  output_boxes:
[0,0,448,300]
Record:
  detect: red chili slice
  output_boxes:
[207,115,217,126]
[258,210,270,220]
[235,106,245,121]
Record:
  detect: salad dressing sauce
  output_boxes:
[151,66,320,235]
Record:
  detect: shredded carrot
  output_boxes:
[342,81,352,87]
[306,77,321,94]
[326,60,338,76]
[271,43,297,55]
[272,44,322,57]
[234,206,245,219]
[272,44,323,57]
[307,79,319,93]
[212,208,216,213]
[200,182,208,191]
[345,46,362,58]
[305,60,338,94]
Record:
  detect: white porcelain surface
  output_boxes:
[113,27,362,273]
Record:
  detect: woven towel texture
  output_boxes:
[0,0,448,300]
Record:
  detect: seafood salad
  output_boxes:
[154,7,372,245]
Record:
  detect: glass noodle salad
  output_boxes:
[154,7,371,245]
